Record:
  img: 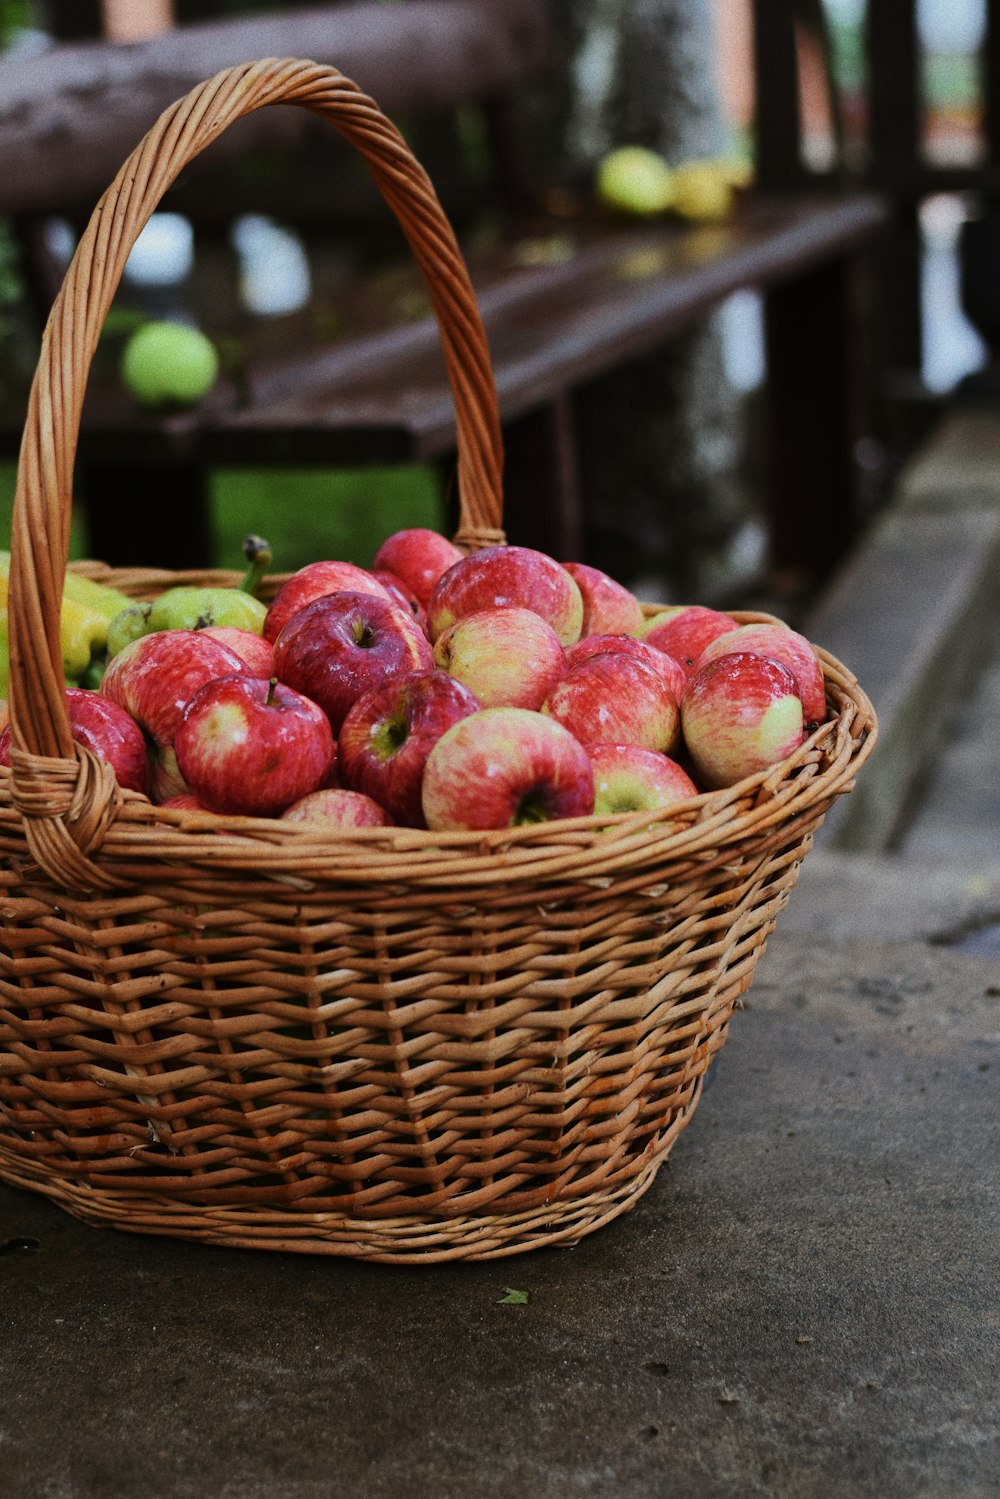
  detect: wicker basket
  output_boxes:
[0,59,876,1262]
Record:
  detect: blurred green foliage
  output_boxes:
[0,457,447,572]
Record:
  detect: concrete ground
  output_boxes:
[2,406,999,1498]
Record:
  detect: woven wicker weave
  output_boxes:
[0,59,876,1261]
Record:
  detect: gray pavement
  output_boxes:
[1,853,997,1499]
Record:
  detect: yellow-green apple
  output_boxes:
[562,562,644,637]
[588,742,699,816]
[421,707,595,830]
[263,560,393,644]
[697,622,827,726]
[642,605,738,677]
[681,651,804,789]
[173,675,335,816]
[279,787,390,827]
[273,590,434,733]
[0,687,150,796]
[427,545,584,647]
[371,527,464,606]
[542,653,681,753]
[433,606,566,710]
[338,668,481,827]
[566,633,687,704]
[100,629,248,800]
[371,569,429,635]
[201,625,274,676]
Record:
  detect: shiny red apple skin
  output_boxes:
[280,788,390,828]
[263,560,393,644]
[371,527,464,606]
[272,590,434,733]
[421,707,595,831]
[565,633,687,704]
[0,687,150,796]
[371,569,429,635]
[588,742,699,816]
[100,629,249,800]
[681,651,805,789]
[174,675,335,817]
[542,653,681,753]
[338,668,481,827]
[562,562,644,637]
[100,630,247,745]
[427,545,584,647]
[433,606,566,711]
[698,623,827,726]
[642,605,739,676]
[201,626,274,676]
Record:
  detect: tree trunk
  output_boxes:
[519,0,752,602]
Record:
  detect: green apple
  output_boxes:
[121,320,219,408]
[595,146,675,218]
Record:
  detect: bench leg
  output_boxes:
[77,461,214,569]
[498,397,584,561]
[763,256,860,584]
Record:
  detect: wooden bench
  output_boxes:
[0,0,890,587]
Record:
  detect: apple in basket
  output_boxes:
[588,743,698,817]
[642,604,739,677]
[681,651,805,789]
[566,633,687,703]
[101,628,249,800]
[542,651,681,753]
[432,606,566,710]
[427,544,584,647]
[561,562,644,637]
[173,674,336,817]
[273,589,434,733]
[263,559,394,644]
[371,527,464,607]
[200,625,274,676]
[697,622,827,727]
[338,668,481,827]
[280,787,390,827]
[0,687,151,796]
[421,707,595,831]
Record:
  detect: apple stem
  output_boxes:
[240,534,272,596]
[266,676,278,707]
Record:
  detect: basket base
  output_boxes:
[0,1134,681,1263]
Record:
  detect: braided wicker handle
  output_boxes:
[8,58,505,761]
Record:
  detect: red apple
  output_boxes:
[421,707,595,831]
[160,793,212,811]
[371,527,464,606]
[542,653,680,753]
[280,787,390,827]
[338,668,481,827]
[681,651,805,789]
[433,606,566,710]
[263,560,393,644]
[371,569,429,635]
[201,626,274,676]
[174,675,335,816]
[100,629,248,799]
[272,590,434,733]
[588,743,699,816]
[642,605,739,676]
[0,687,150,796]
[427,545,584,647]
[562,562,644,637]
[565,633,687,703]
[697,622,827,726]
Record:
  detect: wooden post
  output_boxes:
[100,0,174,43]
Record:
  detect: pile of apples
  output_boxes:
[0,530,828,832]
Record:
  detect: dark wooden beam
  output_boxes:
[0,1,551,217]
[753,0,804,190]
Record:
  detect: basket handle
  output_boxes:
[8,57,505,764]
